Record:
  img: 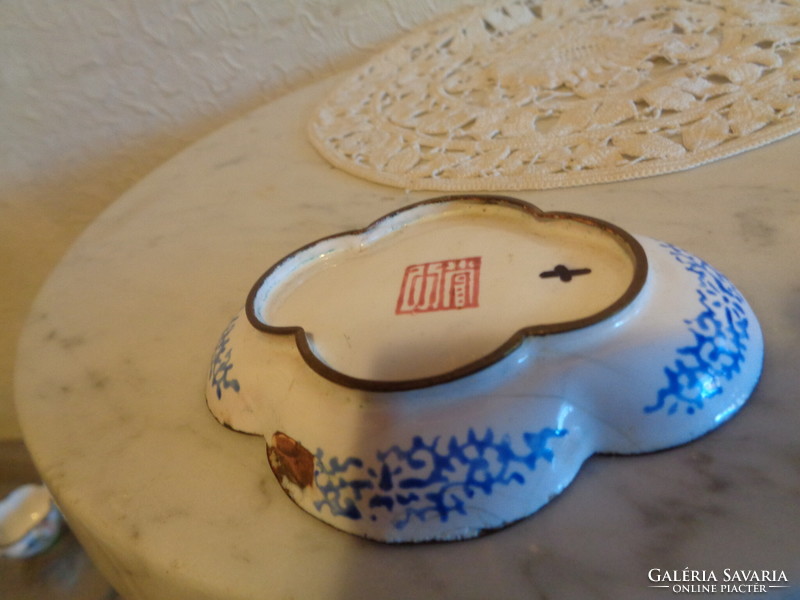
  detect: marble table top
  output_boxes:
[15,73,800,600]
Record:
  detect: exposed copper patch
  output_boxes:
[267,432,315,489]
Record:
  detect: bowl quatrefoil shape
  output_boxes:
[206,195,762,543]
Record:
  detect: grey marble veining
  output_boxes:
[13,73,800,599]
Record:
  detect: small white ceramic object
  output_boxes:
[0,484,63,558]
[206,195,763,543]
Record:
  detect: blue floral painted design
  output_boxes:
[645,244,750,415]
[312,427,568,529]
[209,316,241,400]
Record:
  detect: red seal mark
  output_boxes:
[396,257,481,314]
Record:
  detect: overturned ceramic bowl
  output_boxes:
[206,195,763,543]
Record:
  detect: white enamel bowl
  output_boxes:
[206,195,763,543]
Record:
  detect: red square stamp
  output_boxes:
[396,257,481,314]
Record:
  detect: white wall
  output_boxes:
[0,0,477,439]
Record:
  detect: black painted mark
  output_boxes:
[539,265,592,282]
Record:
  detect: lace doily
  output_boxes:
[308,0,800,191]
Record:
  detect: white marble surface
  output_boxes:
[0,0,480,440]
[14,73,800,599]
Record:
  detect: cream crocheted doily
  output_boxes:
[308,0,800,191]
